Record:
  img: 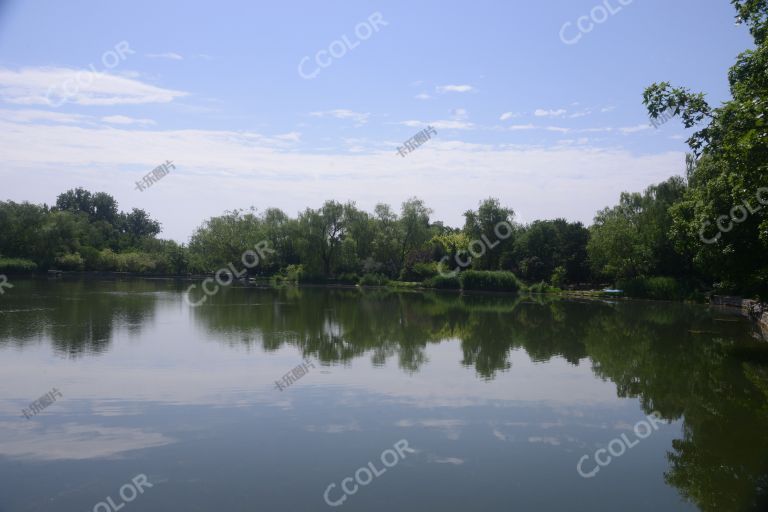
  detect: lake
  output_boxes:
[1,278,767,511]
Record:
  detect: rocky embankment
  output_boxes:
[712,296,768,338]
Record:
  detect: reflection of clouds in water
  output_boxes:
[0,308,54,314]
[0,344,621,412]
[430,456,465,465]
[396,419,465,428]
[492,428,508,441]
[0,422,175,460]
[396,418,465,440]
[305,421,361,434]
[90,401,146,417]
[528,436,561,446]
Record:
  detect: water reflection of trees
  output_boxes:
[4,281,766,510]
[580,303,768,512]
[196,288,596,377]
[195,287,768,511]
[0,278,159,356]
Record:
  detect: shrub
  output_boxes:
[55,253,85,271]
[97,249,119,271]
[282,264,303,283]
[78,246,101,269]
[0,257,38,272]
[115,252,156,273]
[400,262,439,282]
[298,269,328,284]
[616,276,688,301]
[387,281,423,290]
[424,274,461,289]
[336,273,359,285]
[551,266,567,288]
[529,281,560,294]
[359,273,390,286]
[460,270,523,292]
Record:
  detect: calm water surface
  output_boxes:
[1,278,767,511]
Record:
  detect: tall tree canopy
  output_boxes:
[643,0,768,294]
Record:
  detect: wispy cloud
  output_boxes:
[506,123,536,131]
[0,108,90,124]
[101,115,156,126]
[499,112,521,121]
[399,119,474,130]
[535,108,567,118]
[415,92,431,100]
[580,127,613,133]
[568,109,591,119]
[146,52,184,60]
[309,109,370,125]
[275,131,302,143]
[0,116,685,241]
[620,124,651,134]
[0,67,188,106]
[436,84,474,93]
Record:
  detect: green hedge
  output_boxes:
[460,270,523,292]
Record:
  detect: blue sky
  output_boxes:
[0,0,753,240]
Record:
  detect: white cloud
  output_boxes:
[309,109,370,125]
[535,108,567,118]
[506,124,536,131]
[579,127,613,133]
[557,137,590,146]
[620,124,652,134]
[399,119,474,130]
[146,52,184,60]
[568,110,591,119]
[499,112,521,121]
[0,118,685,241]
[275,131,302,143]
[415,93,431,100]
[101,115,156,126]
[436,84,474,93]
[0,108,90,124]
[0,67,188,106]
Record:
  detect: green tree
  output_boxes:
[462,198,514,270]
[644,0,768,295]
[397,197,432,271]
[588,178,689,282]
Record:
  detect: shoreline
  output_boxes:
[711,296,768,338]
[11,271,768,335]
